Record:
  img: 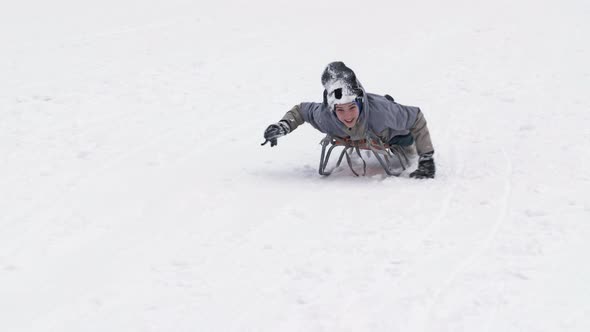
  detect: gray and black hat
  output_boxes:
[321,61,364,111]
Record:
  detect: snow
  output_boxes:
[1,0,590,331]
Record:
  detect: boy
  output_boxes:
[262,61,435,179]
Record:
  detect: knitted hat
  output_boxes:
[321,62,364,111]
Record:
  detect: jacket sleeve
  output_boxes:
[409,110,435,155]
[280,102,324,132]
[280,105,305,131]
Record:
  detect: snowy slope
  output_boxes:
[1,0,590,331]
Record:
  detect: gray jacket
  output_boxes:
[281,93,435,155]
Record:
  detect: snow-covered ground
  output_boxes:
[2,0,590,331]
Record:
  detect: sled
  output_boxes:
[318,134,411,176]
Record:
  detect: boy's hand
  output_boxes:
[261,121,291,147]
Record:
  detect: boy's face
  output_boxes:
[334,102,359,128]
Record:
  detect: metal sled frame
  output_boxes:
[318,134,411,176]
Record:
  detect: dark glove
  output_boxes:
[410,152,435,179]
[261,120,291,147]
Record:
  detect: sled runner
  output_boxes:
[318,133,411,176]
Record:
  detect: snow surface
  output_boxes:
[1,0,590,331]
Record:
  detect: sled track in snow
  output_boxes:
[410,146,464,257]
[423,147,513,331]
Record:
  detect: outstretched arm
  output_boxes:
[280,105,305,132]
[261,105,305,147]
[261,103,325,147]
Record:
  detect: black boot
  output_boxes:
[410,152,435,179]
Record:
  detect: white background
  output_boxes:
[1,0,589,331]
